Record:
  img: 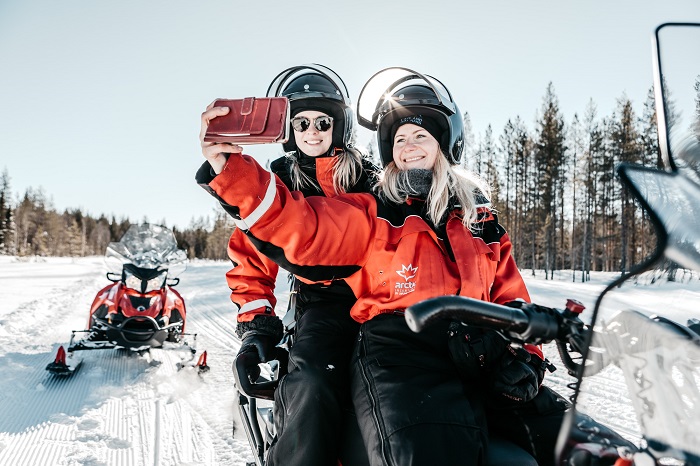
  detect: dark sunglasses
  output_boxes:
[291,115,334,133]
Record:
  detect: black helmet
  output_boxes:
[267,64,354,153]
[357,67,464,167]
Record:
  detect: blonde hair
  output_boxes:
[376,153,491,228]
[286,145,366,195]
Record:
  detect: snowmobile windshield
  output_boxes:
[356,67,456,131]
[622,166,700,271]
[105,224,187,277]
[571,306,700,462]
[557,165,700,464]
[122,264,167,294]
[654,23,700,185]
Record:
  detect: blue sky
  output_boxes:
[1,0,698,229]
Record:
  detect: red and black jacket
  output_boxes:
[197,153,531,327]
[223,151,377,335]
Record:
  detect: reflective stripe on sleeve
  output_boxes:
[233,170,277,230]
[237,299,273,315]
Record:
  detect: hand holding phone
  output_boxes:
[204,97,289,145]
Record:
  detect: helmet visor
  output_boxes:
[357,67,457,130]
[266,63,351,104]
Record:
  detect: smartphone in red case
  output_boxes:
[204,97,289,144]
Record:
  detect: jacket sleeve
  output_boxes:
[196,154,374,282]
[490,229,531,306]
[226,228,279,323]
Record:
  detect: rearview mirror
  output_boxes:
[653,23,700,183]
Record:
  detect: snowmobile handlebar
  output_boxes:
[405,296,568,343]
[405,296,588,375]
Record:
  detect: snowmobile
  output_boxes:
[47,223,207,375]
[233,22,700,466]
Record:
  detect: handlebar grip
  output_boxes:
[233,351,278,401]
[405,296,530,333]
[406,296,570,346]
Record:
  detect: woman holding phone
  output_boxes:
[215,64,376,466]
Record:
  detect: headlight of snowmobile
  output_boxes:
[123,268,166,293]
[124,270,142,292]
[144,272,167,293]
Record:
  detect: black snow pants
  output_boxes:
[266,304,369,466]
[351,314,488,466]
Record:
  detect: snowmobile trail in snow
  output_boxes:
[0,342,223,465]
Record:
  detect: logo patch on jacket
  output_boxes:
[395,264,418,295]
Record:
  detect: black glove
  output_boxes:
[239,332,278,363]
[237,332,279,382]
[491,346,549,403]
[235,315,283,382]
[447,322,509,385]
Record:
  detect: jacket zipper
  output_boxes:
[357,329,392,466]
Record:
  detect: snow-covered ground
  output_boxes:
[1,256,699,465]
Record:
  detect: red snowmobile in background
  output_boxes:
[47,223,207,375]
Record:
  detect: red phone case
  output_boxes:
[204,97,289,144]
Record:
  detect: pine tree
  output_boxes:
[568,113,583,279]
[65,217,83,257]
[580,100,603,279]
[610,95,642,273]
[638,87,661,264]
[497,117,534,269]
[461,111,477,172]
[534,83,567,279]
[481,125,501,208]
[90,216,113,255]
[640,86,661,168]
[473,134,485,176]
[205,211,236,260]
[366,137,380,166]
[596,117,619,272]
[0,169,10,254]
[660,75,681,137]
[498,120,516,228]
[178,215,211,259]
[4,207,17,256]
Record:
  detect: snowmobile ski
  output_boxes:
[45,345,83,375]
[176,350,210,374]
